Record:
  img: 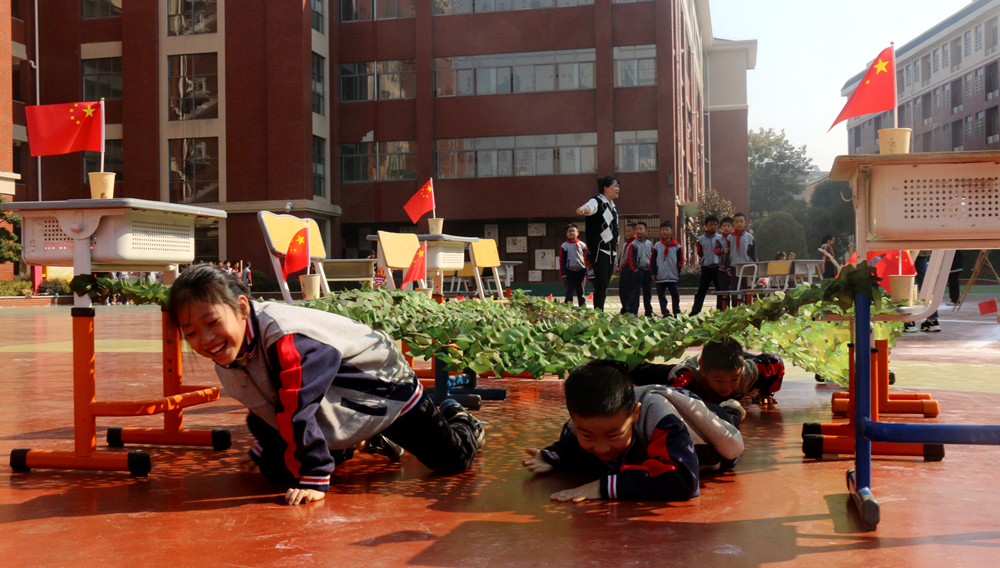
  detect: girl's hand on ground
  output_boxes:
[285,488,325,505]
[550,480,602,502]
[522,448,554,474]
[237,453,258,472]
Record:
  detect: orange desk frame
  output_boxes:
[802,341,944,461]
[10,307,230,476]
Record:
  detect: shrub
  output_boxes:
[37,279,72,296]
[0,280,32,296]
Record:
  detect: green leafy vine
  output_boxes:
[69,262,900,385]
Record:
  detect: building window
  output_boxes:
[341,0,415,21]
[312,0,324,33]
[313,137,326,196]
[932,87,939,111]
[312,53,325,115]
[168,54,218,121]
[167,0,218,35]
[82,57,122,101]
[612,0,652,3]
[433,0,592,15]
[615,130,657,172]
[976,24,984,51]
[976,67,985,94]
[976,111,985,137]
[965,115,974,141]
[169,138,219,204]
[964,73,973,101]
[194,218,219,263]
[83,139,124,182]
[341,141,417,182]
[914,58,922,84]
[83,0,121,19]
[942,42,950,70]
[965,31,972,58]
[905,64,911,88]
[933,49,939,73]
[340,61,416,102]
[613,45,656,87]
[435,133,596,179]
[434,49,595,97]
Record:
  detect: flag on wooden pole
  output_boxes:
[401,245,427,289]
[829,46,895,132]
[25,101,105,157]
[283,227,309,279]
[404,179,436,224]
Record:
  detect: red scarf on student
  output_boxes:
[732,230,746,252]
[660,238,679,260]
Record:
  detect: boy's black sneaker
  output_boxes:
[920,318,941,332]
[363,433,404,462]
[903,322,918,333]
[439,399,486,450]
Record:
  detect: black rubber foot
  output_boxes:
[814,374,825,383]
[212,429,232,451]
[923,444,945,462]
[9,449,30,472]
[803,434,825,458]
[888,370,896,386]
[107,427,124,447]
[802,423,822,437]
[128,452,152,477]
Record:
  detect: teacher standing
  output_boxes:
[576,176,620,311]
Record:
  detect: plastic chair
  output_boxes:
[469,239,506,301]
[376,230,427,291]
[258,211,328,303]
[449,263,478,294]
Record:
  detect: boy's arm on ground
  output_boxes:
[538,422,598,470]
[612,414,700,501]
[749,354,784,403]
[267,334,343,492]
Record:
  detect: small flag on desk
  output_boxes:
[404,179,436,224]
[588,293,594,300]
[978,299,998,315]
[401,245,427,289]
[283,228,309,279]
[546,294,553,301]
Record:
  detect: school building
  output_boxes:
[844,0,1000,157]
[6,0,755,285]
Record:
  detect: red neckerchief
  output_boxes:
[566,238,580,244]
[660,238,679,260]
[733,229,746,252]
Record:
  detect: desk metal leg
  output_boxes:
[849,293,880,531]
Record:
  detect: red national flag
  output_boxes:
[283,228,309,279]
[829,47,895,132]
[979,299,998,315]
[404,179,436,224]
[25,101,104,157]
[546,294,553,301]
[873,250,916,294]
[588,293,594,300]
[401,245,427,289]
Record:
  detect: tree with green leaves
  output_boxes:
[0,196,21,267]
[806,179,854,258]
[752,211,807,260]
[748,128,812,220]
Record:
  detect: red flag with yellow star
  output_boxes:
[401,245,427,289]
[25,101,104,157]
[404,179,436,224]
[283,227,310,279]
[829,46,895,132]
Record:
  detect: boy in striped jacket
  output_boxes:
[649,221,683,317]
[523,360,745,501]
[559,224,590,306]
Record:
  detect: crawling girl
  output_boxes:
[167,264,485,505]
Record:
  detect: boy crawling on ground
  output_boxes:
[522,360,744,502]
[630,337,784,406]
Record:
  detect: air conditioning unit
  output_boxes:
[953,65,962,73]
[924,117,933,126]
[954,146,965,151]
[988,134,999,144]
[989,91,996,100]
[953,105,964,113]
[988,46,997,55]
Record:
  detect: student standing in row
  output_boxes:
[576,176,621,312]
[650,221,683,317]
[727,213,757,294]
[690,215,725,316]
[560,224,589,307]
[617,223,636,314]
[622,222,653,317]
[717,216,735,309]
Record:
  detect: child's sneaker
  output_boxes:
[903,322,918,333]
[363,433,404,462]
[920,318,941,332]
[439,399,486,450]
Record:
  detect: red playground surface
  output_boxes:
[1,305,999,567]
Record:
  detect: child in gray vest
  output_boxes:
[650,221,683,317]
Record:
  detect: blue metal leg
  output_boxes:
[432,356,484,410]
[850,293,880,531]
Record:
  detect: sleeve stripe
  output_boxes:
[300,476,331,484]
[542,449,560,464]
[609,475,617,499]
[274,335,305,478]
[399,381,424,416]
[250,443,263,458]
